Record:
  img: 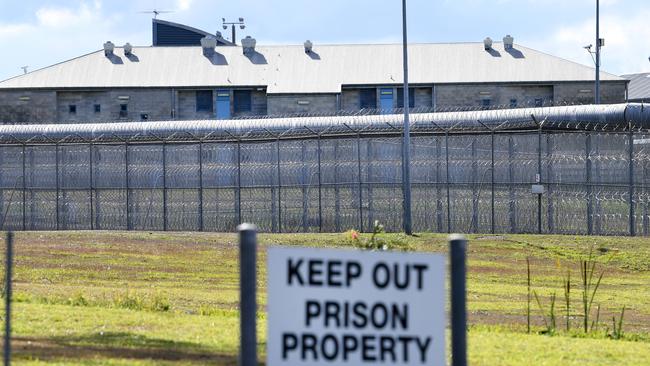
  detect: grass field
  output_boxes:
[1,231,650,365]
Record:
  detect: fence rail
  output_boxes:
[1,103,650,235]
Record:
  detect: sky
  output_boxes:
[0,0,648,81]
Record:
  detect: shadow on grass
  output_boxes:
[13,332,239,365]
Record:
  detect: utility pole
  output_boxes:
[222,17,245,45]
[401,0,413,235]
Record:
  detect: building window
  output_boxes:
[119,104,128,118]
[510,99,517,108]
[396,88,415,108]
[140,113,149,121]
[68,105,76,114]
[481,99,491,108]
[534,98,543,107]
[94,104,101,113]
[359,88,377,109]
[196,90,213,112]
[233,90,252,113]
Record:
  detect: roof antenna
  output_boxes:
[20,66,28,74]
[138,9,174,19]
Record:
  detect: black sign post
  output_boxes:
[449,234,467,366]
[4,231,14,366]
[238,224,257,366]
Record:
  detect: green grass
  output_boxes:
[2,231,650,365]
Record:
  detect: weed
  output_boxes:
[563,269,571,332]
[580,248,604,333]
[533,290,557,335]
[611,306,626,340]
[527,257,531,334]
[346,221,413,251]
[67,293,89,307]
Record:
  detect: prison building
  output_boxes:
[0,33,628,124]
[623,72,650,103]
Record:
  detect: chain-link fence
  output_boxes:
[1,104,649,235]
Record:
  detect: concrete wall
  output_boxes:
[267,94,337,115]
[0,90,57,123]
[435,84,555,108]
[0,82,629,124]
[55,89,173,123]
[553,82,626,105]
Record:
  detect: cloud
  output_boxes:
[530,10,650,75]
[35,1,104,28]
[177,0,193,11]
[0,1,146,81]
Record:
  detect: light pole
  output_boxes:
[401,0,413,235]
[595,0,601,104]
[222,17,246,45]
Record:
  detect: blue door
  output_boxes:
[216,90,230,119]
[379,88,393,113]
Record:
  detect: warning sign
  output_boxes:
[267,247,446,365]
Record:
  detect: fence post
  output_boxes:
[629,123,635,236]
[125,143,131,230]
[55,144,60,230]
[238,223,257,366]
[471,138,478,233]
[546,134,555,233]
[276,138,282,233]
[4,231,14,366]
[89,142,94,230]
[21,145,26,231]
[236,140,242,226]
[508,136,516,233]
[449,234,467,366]
[445,131,451,233]
[356,133,363,232]
[537,125,543,234]
[435,135,444,232]
[586,132,593,235]
[490,130,495,234]
[198,141,204,231]
[162,141,168,231]
[316,135,323,233]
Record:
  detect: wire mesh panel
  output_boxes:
[202,188,238,232]
[167,188,200,231]
[411,135,447,232]
[320,138,360,231]
[0,146,24,230]
[94,189,127,230]
[279,140,320,232]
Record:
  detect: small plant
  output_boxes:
[580,248,604,333]
[533,290,557,335]
[563,269,571,332]
[150,294,171,312]
[346,221,413,252]
[67,293,89,307]
[526,257,531,334]
[611,306,626,340]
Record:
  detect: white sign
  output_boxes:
[267,247,446,366]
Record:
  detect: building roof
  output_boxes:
[0,42,625,94]
[622,72,650,101]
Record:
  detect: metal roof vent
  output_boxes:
[304,40,313,53]
[503,35,514,50]
[103,41,115,56]
[241,36,256,54]
[483,37,493,51]
[123,43,133,56]
[200,36,217,55]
